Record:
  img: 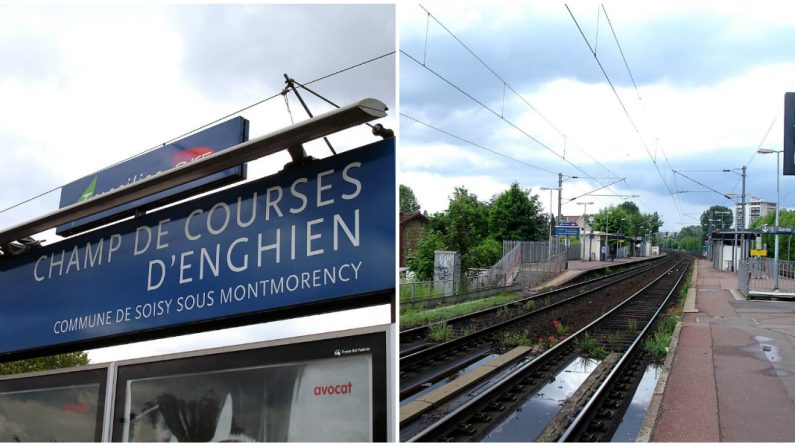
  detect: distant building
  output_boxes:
[735,197,776,229]
[399,212,429,267]
[560,215,590,234]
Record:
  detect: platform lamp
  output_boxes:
[758,147,782,290]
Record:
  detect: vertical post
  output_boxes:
[774,154,780,290]
[741,166,747,230]
[558,173,563,224]
[548,188,554,260]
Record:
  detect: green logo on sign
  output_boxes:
[77,176,97,203]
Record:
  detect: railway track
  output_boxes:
[400,257,665,352]
[402,252,690,442]
[399,255,672,400]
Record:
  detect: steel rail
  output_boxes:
[399,258,670,398]
[558,258,689,442]
[407,254,685,442]
[400,256,665,349]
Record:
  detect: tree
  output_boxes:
[0,352,89,376]
[399,184,421,213]
[406,229,446,281]
[463,237,503,271]
[488,182,547,242]
[591,202,662,242]
[439,187,489,263]
[700,205,733,240]
[592,206,631,243]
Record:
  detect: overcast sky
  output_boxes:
[399,1,795,231]
[0,4,395,363]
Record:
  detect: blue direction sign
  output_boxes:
[761,225,794,235]
[0,138,395,357]
[56,117,249,236]
[555,225,580,236]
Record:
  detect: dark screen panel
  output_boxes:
[0,367,107,442]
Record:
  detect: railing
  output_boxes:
[503,240,564,264]
[399,271,520,305]
[739,258,795,295]
[520,250,568,288]
[400,240,567,308]
[567,243,582,260]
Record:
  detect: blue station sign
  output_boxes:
[0,138,395,357]
[555,222,580,236]
[56,117,249,236]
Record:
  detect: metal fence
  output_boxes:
[400,240,567,306]
[503,240,564,264]
[399,270,516,304]
[521,250,568,289]
[739,258,795,295]
[567,243,581,260]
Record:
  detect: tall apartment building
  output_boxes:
[735,197,776,229]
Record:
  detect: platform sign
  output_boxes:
[555,225,579,236]
[0,138,395,358]
[761,225,794,235]
[56,117,249,236]
[751,249,768,257]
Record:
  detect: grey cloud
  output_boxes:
[169,4,395,108]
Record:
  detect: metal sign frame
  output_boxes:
[56,117,250,237]
[0,98,387,247]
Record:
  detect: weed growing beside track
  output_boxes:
[399,292,525,330]
[644,258,694,362]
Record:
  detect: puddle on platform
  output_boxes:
[400,353,500,405]
[753,335,781,363]
[483,356,600,442]
[611,364,662,442]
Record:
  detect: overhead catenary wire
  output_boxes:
[409,5,658,221]
[402,50,619,195]
[566,3,689,226]
[0,50,395,216]
[408,6,637,199]
[401,113,560,176]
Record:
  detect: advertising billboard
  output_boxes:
[56,117,249,236]
[0,138,395,358]
[0,366,108,442]
[0,326,389,442]
[111,328,388,442]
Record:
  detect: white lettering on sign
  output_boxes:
[31,160,367,296]
[50,260,364,337]
[33,234,123,282]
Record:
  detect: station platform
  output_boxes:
[645,259,795,442]
[535,256,657,289]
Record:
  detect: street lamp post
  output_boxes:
[759,148,782,290]
[577,201,594,261]
[541,186,562,260]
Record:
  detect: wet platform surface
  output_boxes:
[650,259,795,442]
